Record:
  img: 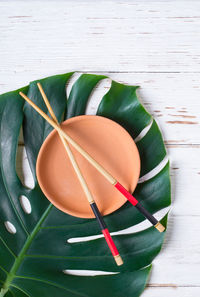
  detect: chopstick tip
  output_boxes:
[19,91,25,98]
[114,255,123,266]
[155,222,165,233]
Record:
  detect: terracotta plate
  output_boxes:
[36,115,140,218]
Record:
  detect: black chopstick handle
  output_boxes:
[135,202,158,225]
[90,202,106,230]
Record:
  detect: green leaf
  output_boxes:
[0,73,171,297]
[97,81,152,139]
[66,73,107,119]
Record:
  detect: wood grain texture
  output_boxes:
[1,1,200,296]
[0,1,200,73]
[143,287,200,297]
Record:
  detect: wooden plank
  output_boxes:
[149,215,200,286]
[0,1,200,75]
[143,287,200,297]
[1,0,199,293]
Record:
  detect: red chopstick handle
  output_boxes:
[115,182,138,206]
[102,228,119,256]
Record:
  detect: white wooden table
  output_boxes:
[0,1,200,296]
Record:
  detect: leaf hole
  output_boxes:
[85,77,112,115]
[68,233,103,244]
[19,195,32,214]
[63,269,117,276]
[66,72,83,98]
[68,207,169,244]
[67,218,157,243]
[109,207,169,235]
[4,221,16,234]
[16,144,35,190]
[18,126,24,145]
[138,155,169,183]
[134,119,153,143]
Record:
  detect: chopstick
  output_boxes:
[36,83,123,266]
[19,91,165,233]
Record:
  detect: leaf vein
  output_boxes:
[15,276,90,297]
[10,284,31,297]
[0,236,17,258]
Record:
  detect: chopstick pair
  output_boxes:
[19,87,165,232]
[36,83,123,266]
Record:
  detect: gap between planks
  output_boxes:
[85,71,200,74]
[148,284,200,288]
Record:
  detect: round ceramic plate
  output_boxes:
[36,115,140,218]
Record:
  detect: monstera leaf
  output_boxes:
[0,73,171,297]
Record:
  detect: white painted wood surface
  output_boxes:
[0,1,200,296]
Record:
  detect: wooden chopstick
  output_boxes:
[19,91,165,233]
[37,83,123,266]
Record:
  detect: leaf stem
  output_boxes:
[0,204,53,296]
[0,288,8,297]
